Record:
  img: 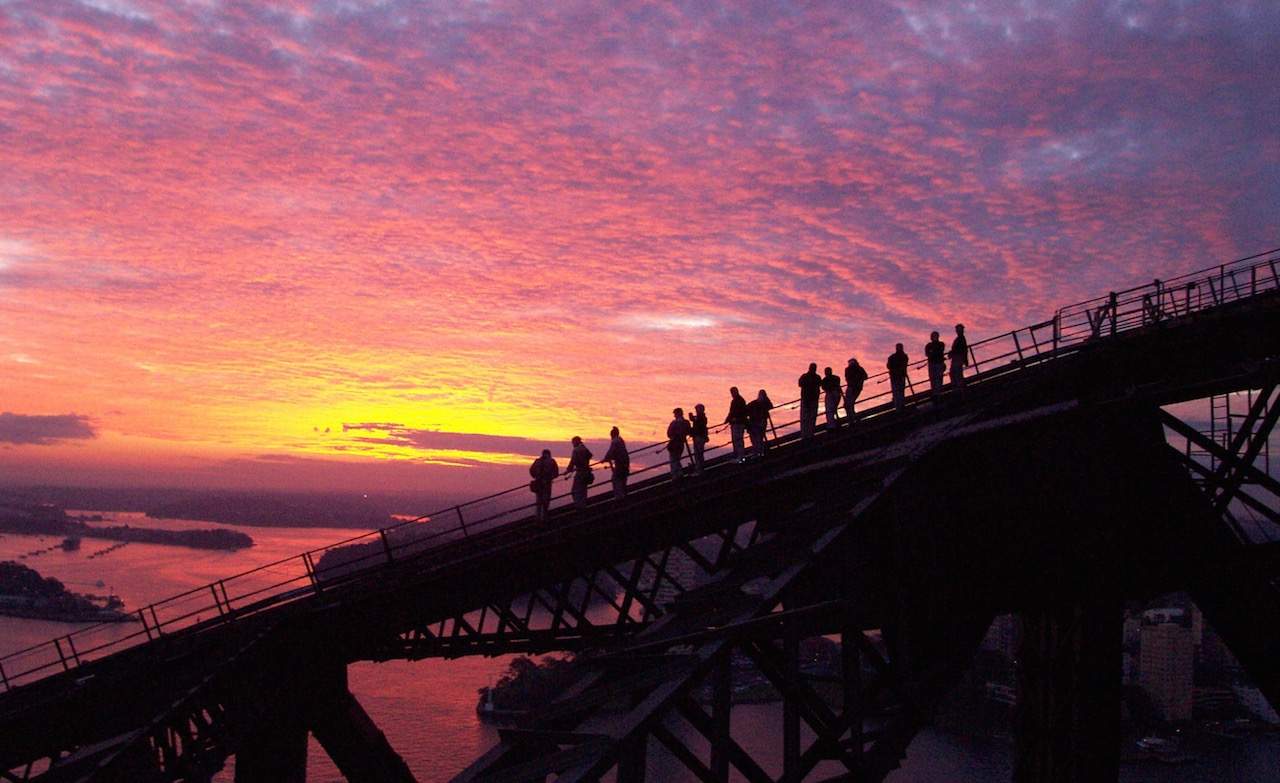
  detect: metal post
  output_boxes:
[1012,331,1025,362]
[0,660,9,692]
[139,609,153,641]
[379,529,394,563]
[712,650,732,782]
[1108,291,1117,336]
[210,583,225,615]
[455,506,469,537]
[842,626,863,772]
[66,635,81,666]
[53,638,69,671]
[783,631,800,782]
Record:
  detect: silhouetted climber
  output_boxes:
[798,362,822,438]
[925,330,946,399]
[821,366,842,426]
[667,407,693,478]
[564,436,593,509]
[603,426,630,499]
[725,387,749,462]
[887,343,909,410]
[528,449,559,521]
[844,357,868,421]
[746,389,773,457]
[949,323,969,395]
[688,404,709,474]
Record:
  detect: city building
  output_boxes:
[1139,608,1194,722]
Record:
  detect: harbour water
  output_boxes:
[1,513,1276,781]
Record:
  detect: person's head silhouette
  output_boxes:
[808,362,817,372]
[730,386,740,398]
[931,330,939,341]
[672,407,683,419]
[895,343,904,352]
[610,427,619,438]
[955,323,965,334]
[541,449,551,458]
[824,366,833,376]
[571,436,582,447]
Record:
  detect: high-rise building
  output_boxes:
[1139,608,1194,722]
[980,614,1020,661]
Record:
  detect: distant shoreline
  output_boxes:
[0,505,253,551]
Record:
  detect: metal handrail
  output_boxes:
[2,247,1277,693]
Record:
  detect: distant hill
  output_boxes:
[0,487,470,529]
[144,493,396,529]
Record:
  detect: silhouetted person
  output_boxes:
[725,387,749,462]
[949,323,969,395]
[887,343,909,411]
[688,404,709,474]
[667,407,693,478]
[746,389,773,456]
[925,331,946,399]
[844,357,868,421]
[821,366,842,426]
[565,436,593,508]
[528,449,559,520]
[798,362,822,438]
[603,426,630,499]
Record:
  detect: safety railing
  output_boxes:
[2,246,1278,694]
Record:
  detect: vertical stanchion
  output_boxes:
[138,609,153,641]
[783,630,800,782]
[455,506,469,537]
[1011,331,1024,362]
[1108,291,1118,336]
[66,635,81,666]
[842,624,863,773]
[53,638,69,672]
[210,584,225,616]
[0,660,9,692]
[712,650,731,782]
[380,529,395,563]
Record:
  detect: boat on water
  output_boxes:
[1136,736,1176,753]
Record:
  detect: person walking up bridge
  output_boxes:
[528,449,559,521]
[949,323,969,395]
[887,344,909,410]
[925,331,946,399]
[565,436,593,509]
[666,408,693,478]
[798,363,822,438]
[844,356,867,421]
[725,387,749,462]
[603,427,629,499]
[821,366,842,427]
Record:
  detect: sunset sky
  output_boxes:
[1,1,1276,496]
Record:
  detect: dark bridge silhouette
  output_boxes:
[3,249,1280,783]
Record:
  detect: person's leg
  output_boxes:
[731,424,745,460]
[929,365,943,395]
[693,439,705,472]
[892,378,904,409]
[800,402,812,437]
[825,398,836,425]
[669,450,681,478]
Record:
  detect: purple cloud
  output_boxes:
[0,412,96,445]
